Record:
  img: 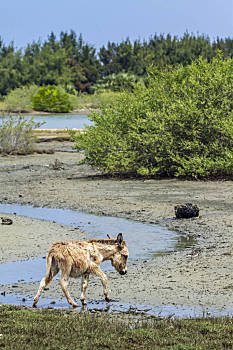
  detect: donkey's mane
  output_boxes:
[88,239,117,245]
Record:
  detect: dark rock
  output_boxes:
[1,217,13,225]
[175,203,199,219]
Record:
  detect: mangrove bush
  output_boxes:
[72,53,233,178]
[32,85,73,112]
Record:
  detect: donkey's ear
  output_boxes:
[116,233,123,246]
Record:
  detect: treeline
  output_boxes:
[0,30,232,96]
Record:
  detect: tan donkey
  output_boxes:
[33,233,128,307]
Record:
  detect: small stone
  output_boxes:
[1,217,13,225]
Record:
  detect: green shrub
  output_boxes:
[92,73,144,93]
[71,53,233,178]
[32,85,73,113]
[3,85,39,112]
[0,116,43,154]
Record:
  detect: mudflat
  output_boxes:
[1,140,233,310]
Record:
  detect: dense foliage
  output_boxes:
[32,85,73,112]
[71,53,233,179]
[0,116,43,154]
[0,31,232,96]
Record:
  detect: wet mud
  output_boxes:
[1,141,233,316]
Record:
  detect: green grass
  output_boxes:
[1,305,233,349]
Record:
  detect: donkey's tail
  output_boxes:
[46,252,59,280]
[45,253,53,279]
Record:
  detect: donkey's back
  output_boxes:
[47,240,92,277]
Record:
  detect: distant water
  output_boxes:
[0,114,93,129]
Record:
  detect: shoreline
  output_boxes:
[0,108,92,116]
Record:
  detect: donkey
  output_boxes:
[33,233,128,307]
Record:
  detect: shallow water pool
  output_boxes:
[0,292,232,319]
[0,203,195,262]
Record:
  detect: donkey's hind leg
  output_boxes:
[60,272,78,308]
[33,259,59,307]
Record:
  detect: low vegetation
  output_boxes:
[0,116,43,155]
[0,86,121,113]
[75,90,122,110]
[72,53,233,179]
[3,85,39,113]
[0,305,233,350]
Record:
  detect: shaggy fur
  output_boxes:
[33,233,128,307]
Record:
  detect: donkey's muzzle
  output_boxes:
[120,270,127,275]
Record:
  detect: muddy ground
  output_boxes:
[1,140,233,311]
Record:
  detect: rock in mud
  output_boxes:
[1,217,13,225]
[174,203,199,219]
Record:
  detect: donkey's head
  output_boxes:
[110,233,128,275]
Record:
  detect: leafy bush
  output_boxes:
[92,73,144,93]
[0,116,43,154]
[3,85,39,112]
[71,53,233,178]
[32,85,73,112]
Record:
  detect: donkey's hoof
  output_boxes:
[32,302,37,308]
[72,303,79,308]
[105,296,111,302]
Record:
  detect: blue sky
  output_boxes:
[1,0,232,50]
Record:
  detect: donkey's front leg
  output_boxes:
[80,273,89,305]
[92,266,110,302]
